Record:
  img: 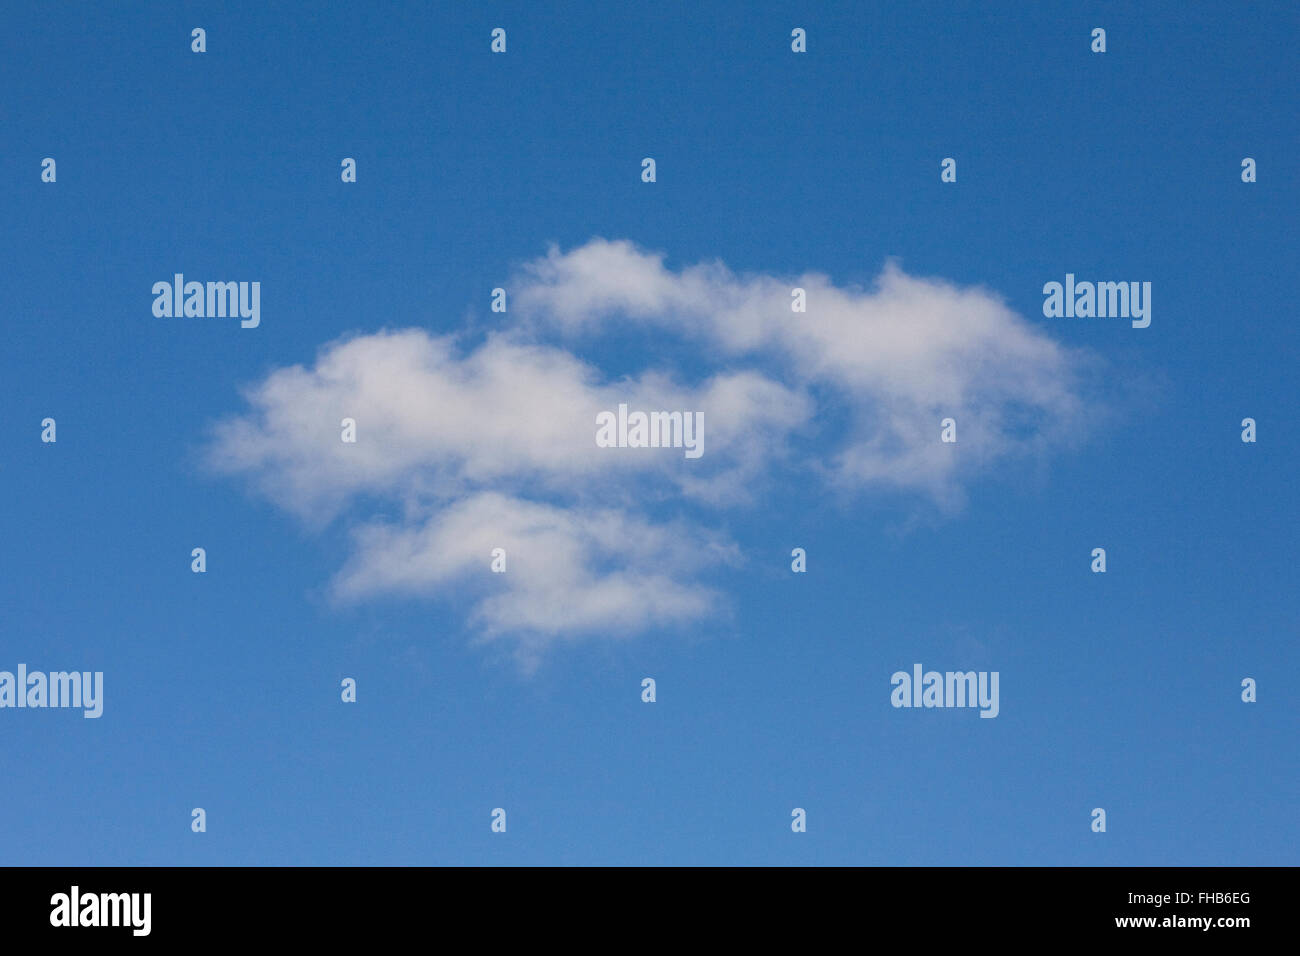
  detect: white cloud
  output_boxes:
[205,238,1096,658]
[516,239,1088,503]
[333,491,735,666]
[207,328,811,520]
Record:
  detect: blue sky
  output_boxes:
[1,0,1296,865]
